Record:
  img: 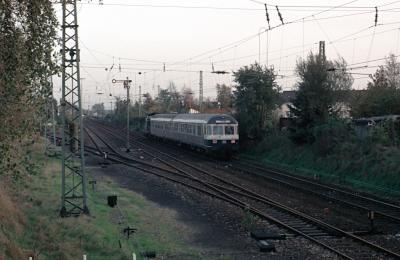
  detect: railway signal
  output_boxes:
[112,77,132,152]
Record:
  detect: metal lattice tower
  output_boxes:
[60,0,89,217]
[319,41,326,61]
[199,71,203,113]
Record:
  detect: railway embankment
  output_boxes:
[0,140,201,259]
[242,133,400,199]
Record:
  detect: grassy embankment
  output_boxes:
[0,140,201,259]
[242,134,400,198]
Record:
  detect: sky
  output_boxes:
[53,0,400,109]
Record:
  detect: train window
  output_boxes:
[207,126,212,135]
[225,126,234,135]
[213,125,223,135]
[197,125,202,136]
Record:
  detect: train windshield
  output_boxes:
[225,126,234,135]
[213,125,223,135]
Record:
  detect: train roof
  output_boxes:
[150,113,238,124]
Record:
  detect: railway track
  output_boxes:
[102,121,400,226]
[85,120,400,259]
[229,160,400,224]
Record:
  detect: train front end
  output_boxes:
[204,115,239,155]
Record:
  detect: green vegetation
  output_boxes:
[289,52,353,144]
[0,0,58,179]
[242,126,400,197]
[0,141,203,259]
[235,54,400,197]
[233,63,280,140]
[350,54,400,117]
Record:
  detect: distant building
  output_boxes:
[188,108,199,114]
[275,90,297,119]
[353,115,400,139]
[274,89,366,120]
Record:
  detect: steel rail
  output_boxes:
[87,121,400,259]
[85,125,354,259]
[232,160,400,223]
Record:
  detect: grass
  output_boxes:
[241,134,400,198]
[0,140,203,259]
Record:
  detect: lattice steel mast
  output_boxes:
[60,0,89,217]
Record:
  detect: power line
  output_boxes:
[155,0,381,73]
[80,1,400,12]
[250,0,400,9]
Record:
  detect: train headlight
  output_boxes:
[231,140,236,144]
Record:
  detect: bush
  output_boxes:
[311,119,350,156]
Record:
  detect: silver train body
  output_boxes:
[145,113,239,153]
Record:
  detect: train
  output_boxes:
[144,113,239,156]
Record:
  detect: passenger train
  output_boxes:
[145,113,239,155]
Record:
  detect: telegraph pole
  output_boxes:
[44,101,49,154]
[199,71,203,113]
[51,77,56,146]
[112,77,132,152]
[139,85,142,117]
[319,41,326,61]
[60,0,88,217]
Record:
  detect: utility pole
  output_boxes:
[139,85,142,117]
[51,77,56,146]
[60,0,88,216]
[112,77,132,152]
[319,41,326,61]
[258,27,267,64]
[44,101,49,154]
[199,71,203,113]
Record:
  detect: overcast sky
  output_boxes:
[53,0,400,109]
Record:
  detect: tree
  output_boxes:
[154,82,181,113]
[233,63,280,140]
[91,103,105,117]
[181,86,194,112]
[142,93,158,114]
[289,53,353,143]
[351,54,400,118]
[0,1,58,177]
[216,84,233,110]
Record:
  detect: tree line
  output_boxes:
[104,51,400,147]
[0,1,58,177]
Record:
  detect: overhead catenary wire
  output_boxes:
[77,7,400,78]
[71,0,400,104]
[152,0,391,74]
[80,0,400,12]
